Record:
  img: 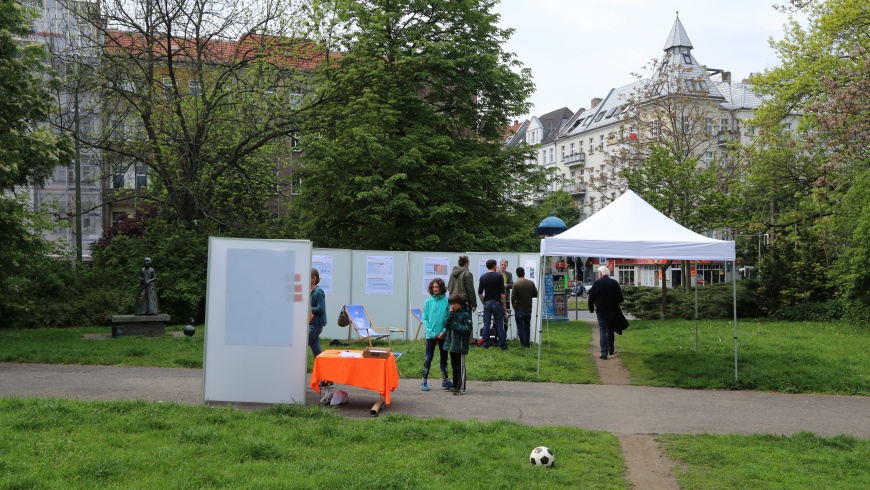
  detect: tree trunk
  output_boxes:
[659,261,672,319]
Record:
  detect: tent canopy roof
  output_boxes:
[541,190,735,261]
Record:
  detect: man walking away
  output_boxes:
[587,266,623,359]
[510,267,538,348]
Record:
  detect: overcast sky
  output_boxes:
[493,0,804,121]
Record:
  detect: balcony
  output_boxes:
[562,152,586,166]
[717,130,738,147]
[564,183,587,196]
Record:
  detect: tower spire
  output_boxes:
[663,12,693,52]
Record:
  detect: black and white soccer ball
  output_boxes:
[529,446,554,467]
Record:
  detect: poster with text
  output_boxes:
[312,255,333,294]
[524,259,538,284]
[422,257,450,295]
[365,255,394,295]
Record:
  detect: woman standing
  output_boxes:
[308,268,327,357]
[421,278,450,391]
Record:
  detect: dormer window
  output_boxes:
[682,53,692,64]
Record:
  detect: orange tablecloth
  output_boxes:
[310,350,400,404]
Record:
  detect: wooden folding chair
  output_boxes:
[410,308,424,340]
[344,305,393,347]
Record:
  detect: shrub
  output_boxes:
[772,300,843,322]
[622,280,765,320]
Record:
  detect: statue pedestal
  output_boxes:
[111,314,171,338]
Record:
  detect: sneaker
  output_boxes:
[421,381,429,391]
[609,350,617,355]
[441,379,453,390]
[599,355,607,360]
[453,389,465,396]
[318,380,334,388]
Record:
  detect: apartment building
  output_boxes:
[508,15,799,286]
[25,0,104,258]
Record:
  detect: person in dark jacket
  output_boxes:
[443,294,472,395]
[510,267,538,348]
[587,266,624,359]
[447,255,477,312]
[308,268,327,357]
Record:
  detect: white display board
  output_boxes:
[351,250,409,339]
[518,253,543,344]
[203,238,310,404]
[312,249,352,340]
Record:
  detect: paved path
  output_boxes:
[2,362,869,437]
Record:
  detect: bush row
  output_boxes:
[621,281,766,320]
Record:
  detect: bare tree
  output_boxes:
[59,0,330,231]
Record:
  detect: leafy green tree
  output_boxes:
[624,144,734,316]
[749,0,870,313]
[537,190,580,229]
[0,0,75,324]
[291,0,546,251]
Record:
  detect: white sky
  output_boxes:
[493,0,803,121]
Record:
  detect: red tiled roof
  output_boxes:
[103,30,335,70]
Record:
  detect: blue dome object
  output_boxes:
[535,213,568,236]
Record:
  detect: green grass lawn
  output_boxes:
[617,318,870,395]
[0,397,626,489]
[2,319,870,395]
[659,432,870,489]
[2,319,870,488]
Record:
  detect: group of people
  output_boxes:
[419,256,540,394]
[307,255,544,396]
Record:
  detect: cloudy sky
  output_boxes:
[492,0,805,120]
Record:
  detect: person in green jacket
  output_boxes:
[443,294,473,395]
[448,255,477,313]
[421,278,450,391]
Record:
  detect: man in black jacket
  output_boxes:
[587,266,624,359]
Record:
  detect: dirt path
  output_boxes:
[590,320,682,489]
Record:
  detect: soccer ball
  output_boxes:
[529,446,554,467]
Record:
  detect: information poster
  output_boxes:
[422,256,450,295]
[524,259,538,283]
[366,255,394,295]
[312,255,333,294]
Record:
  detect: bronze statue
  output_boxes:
[134,257,159,315]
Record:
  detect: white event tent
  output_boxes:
[538,190,740,380]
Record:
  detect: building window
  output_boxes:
[541,151,546,164]
[651,119,661,138]
[112,165,125,189]
[570,142,575,154]
[561,145,565,158]
[578,140,583,152]
[188,80,201,95]
[600,135,605,150]
[706,117,714,134]
[162,77,174,92]
[784,122,792,132]
[135,166,148,189]
[549,148,554,163]
[704,151,715,168]
[682,53,692,64]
